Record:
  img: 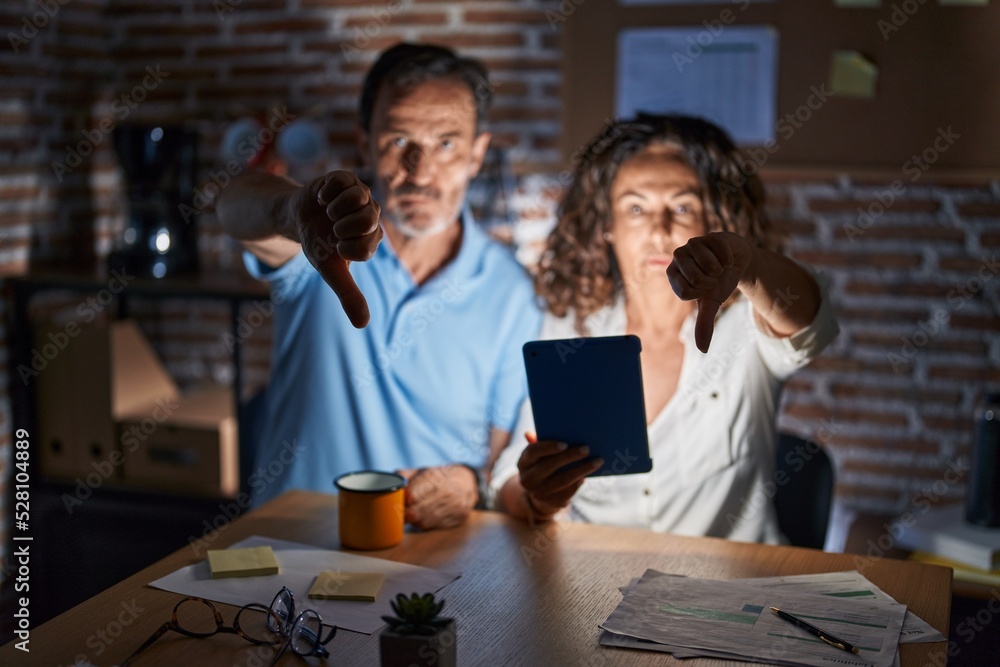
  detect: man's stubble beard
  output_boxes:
[379,182,461,240]
[386,208,456,239]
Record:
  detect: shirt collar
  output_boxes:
[373,205,488,284]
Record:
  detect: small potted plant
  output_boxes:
[380,592,456,667]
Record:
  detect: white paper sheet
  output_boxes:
[616,26,778,144]
[148,536,460,634]
[601,569,907,667]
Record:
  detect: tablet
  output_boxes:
[523,335,652,477]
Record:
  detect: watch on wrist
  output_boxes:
[458,464,488,510]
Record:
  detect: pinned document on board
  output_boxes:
[616,26,778,145]
[829,51,878,98]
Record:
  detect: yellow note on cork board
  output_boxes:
[829,51,878,98]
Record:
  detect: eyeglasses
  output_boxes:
[120,596,283,666]
[267,586,338,664]
[120,589,337,666]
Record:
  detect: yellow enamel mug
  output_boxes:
[334,471,407,550]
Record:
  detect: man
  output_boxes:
[217,43,541,529]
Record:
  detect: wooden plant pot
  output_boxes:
[380,619,456,667]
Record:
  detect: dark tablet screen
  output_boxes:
[523,335,653,477]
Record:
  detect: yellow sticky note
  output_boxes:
[829,51,878,98]
[207,546,279,579]
[308,571,385,601]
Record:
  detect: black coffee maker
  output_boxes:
[109,125,199,278]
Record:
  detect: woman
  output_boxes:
[490,114,839,543]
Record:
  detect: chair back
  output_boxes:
[774,433,835,549]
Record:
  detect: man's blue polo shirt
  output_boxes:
[244,210,542,506]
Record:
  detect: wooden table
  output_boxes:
[1,491,951,666]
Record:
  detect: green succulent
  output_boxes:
[381,592,450,636]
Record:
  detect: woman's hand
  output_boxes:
[516,433,605,518]
[666,231,754,353]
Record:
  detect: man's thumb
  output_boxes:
[321,259,370,328]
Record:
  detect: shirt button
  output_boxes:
[643,488,651,496]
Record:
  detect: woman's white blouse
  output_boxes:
[489,279,839,544]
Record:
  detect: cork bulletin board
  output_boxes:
[559,1,1000,172]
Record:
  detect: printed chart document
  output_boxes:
[616,26,778,145]
[600,570,907,667]
[733,570,944,644]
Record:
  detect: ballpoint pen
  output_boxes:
[770,606,860,654]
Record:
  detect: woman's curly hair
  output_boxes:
[535,113,783,334]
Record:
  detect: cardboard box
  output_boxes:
[35,319,179,482]
[119,385,239,497]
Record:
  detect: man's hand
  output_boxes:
[666,231,754,353]
[397,465,479,530]
[516,432,604,518]
[289,171,382,328]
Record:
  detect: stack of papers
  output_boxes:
[599,570,944,667]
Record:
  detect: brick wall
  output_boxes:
[1,0,998,571]
[766,174,1000,515]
